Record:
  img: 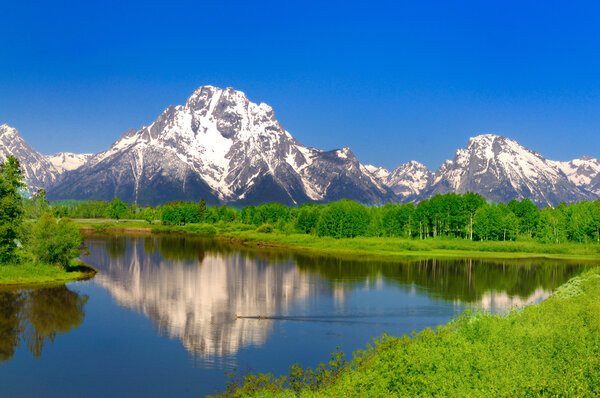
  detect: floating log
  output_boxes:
[236,315,274,320]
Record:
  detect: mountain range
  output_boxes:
[0,86,598,207]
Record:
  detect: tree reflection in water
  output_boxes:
[84,235,588,360]
[0,286,87,364]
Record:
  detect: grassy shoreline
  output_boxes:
[76,220,600,262]
[214,267,600,397]
[0,260,97,287]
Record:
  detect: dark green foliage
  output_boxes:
[25,189,49,219]
[42,193,600,244]
[161,204,183,225]
[316,200,370,238]
[0,156,26,263]
[50,200,111,219]
[159,200,213,225]
[256,223,274,233]
[198,198,207,220]
[295,204,321,234]
[106,198,129,220]
[379,203,415,237]
[509,198,540,237]
[250,203,290,225]
[214,346,348,397]
[29,213,82,269]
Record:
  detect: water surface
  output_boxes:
[0,235,586,397]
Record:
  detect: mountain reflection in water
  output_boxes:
[0,286,88,364]
[83,235,584,359]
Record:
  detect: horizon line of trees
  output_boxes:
[44,193,600,244]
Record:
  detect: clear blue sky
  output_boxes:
[1,1,599,170]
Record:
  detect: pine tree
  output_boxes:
[0,156,26,263]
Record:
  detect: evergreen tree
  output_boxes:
[0,156,26,263]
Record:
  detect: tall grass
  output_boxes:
[0,260,95,286]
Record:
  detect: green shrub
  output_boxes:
[29,213,82,269]
[256,223,274,233]
[186,224,217,236]
[106,198,129,220]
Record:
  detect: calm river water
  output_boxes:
[0,235,586,397]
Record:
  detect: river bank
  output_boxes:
[75,220,600,262]
[0,260,97,287]
[213,267,600,397]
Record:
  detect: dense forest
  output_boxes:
[42,193,600,244]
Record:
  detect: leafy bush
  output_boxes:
[29,213,82,269]
[256,223,274,233]
[185,224,217,236]
[106,198,129,220]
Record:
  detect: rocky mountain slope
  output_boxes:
[46,86,395,205]
[419,134,593,207]
[1,88,598,207]
[549,156,600,196]
[0,124,61,193]
[365,161,431,201]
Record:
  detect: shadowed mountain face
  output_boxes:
[2,88,599,205]
[46,86,394,206]
[418,134,594,207]
[550,156,600,197]
[0,125,61,193]
[81,235,584,359]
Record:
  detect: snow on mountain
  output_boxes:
[4,93,598,207]
[0,124,60,193]
[419,134,593,207]
[46,152,93,173]
[365,161,431,201]
[549,156,600,195]
[385,161,431,199]
[364,165,391,181]
[47,86,395,205]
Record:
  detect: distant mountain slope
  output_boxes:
[46,152,93,173]
[549,156,600,196]
[47,86,395,205]
[365,161,431,201]
[418,134,593,207]
[3,90,599,207]
[0,124,60,193]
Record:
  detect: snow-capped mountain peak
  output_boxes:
[421,134,592,206]
[46,152,93,173]
[47,86,395,205]
[0,124,60,193]
[549,155,600,195]
[364,161,431,201]
[3,93,599,207]
[385,161,431,199]
[364,165,391,181]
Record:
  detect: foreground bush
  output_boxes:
[29,213,82,269]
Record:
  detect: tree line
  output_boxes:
[45,193,600,244]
